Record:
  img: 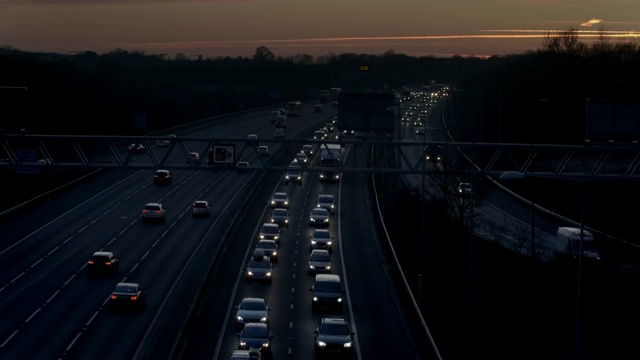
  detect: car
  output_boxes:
[309,208,330,226]
[324,123,334,132]
[258,146,270,156]
[273,128,285,138]
[270,192,289,208]
[141,202,166,222]
[415,127,425,135]
[314,104,323,113]
[188,152,200,163]
[246,250,273,283]
[247,134,259,144]
[155,134,176,147]
[259,223,280,243]
[295,153,308,164]
[314,317,355,356]
[110,282,146,308]
[229,350,262,360]
[309,274,344,311]
[284,170,302,185]
[238,323,272,355]
[268,110,280,123]
[414,119,423,127]
[313,130,326,140]
[332,115,338,124]
[236,161,250,172]
[316,194,336,214]
[270,208,289,227]
[310,228,333,252]
[308,249,332,274]
[191,200,211,217]
[153,169,172,185]
[424,145,442,162]
[235,297,270,329]
[255,240,278,262]
[277,108,285,115]
[458,182,472,195]
[128,143,145,153]
[87,251,119,275]
[301,144,314,156]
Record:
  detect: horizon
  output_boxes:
[2,0,639,59]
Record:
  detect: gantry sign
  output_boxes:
[2,133,640,179]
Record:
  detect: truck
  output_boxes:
[275,115,287,129]
[319,90,330,103]
[329,88,341,102]
[287,101,302,116]
[554,227,600,260]
[318,143,341,182]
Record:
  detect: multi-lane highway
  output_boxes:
[0,102,425,360]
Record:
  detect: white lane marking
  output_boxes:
[1,330,19,347]
[25,308,41,323]
[65,332,82,351]
[46,290,60,303]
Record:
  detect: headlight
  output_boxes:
[324,219,329,222]
[313,296,318,301]
[240,341,247,347]
[262,342,270,348]
[260,235,264,239]
[309,265,315,269]
[271,200,275,204]
[311,240,317,245]
[284,201,288,205]
[260,317,267,322]
[247,271,253,276]
[237,316,243,321]
[285,176,290,180]
[266,272,271,277]
[344,342,352,348]
[327,241,332,245]
[326,265,331,270]
[317,341,327,347]
[337,298,342,302]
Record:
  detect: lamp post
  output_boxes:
[499,171,586,360]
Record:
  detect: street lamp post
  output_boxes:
[500,171,586,360]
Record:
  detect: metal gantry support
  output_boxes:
[1,134,640,179]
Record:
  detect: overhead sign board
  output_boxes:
[338,92,396,132]
[15,149,38,162]
[586,98,640,142]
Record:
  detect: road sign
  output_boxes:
[211,144,235,164]
[15,149,38,162]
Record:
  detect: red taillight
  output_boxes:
[105,262,112,266]
[130,295,138,301]
[142,210,148,214]
[111,294,117,300]
[155,210,161,214]
[88,260,94,265]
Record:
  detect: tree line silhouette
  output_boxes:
[1,27,638,145]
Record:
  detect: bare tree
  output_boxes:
[560,26,581,55]
[541,31,562,53]
[592,25,612,54]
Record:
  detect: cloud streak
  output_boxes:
[580,19,603,27]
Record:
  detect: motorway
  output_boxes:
[0,102,422,359]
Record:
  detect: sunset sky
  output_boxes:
[1,0,639,59]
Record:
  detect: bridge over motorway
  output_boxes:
[3,133,640,179]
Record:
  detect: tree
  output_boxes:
[253,46,276,62]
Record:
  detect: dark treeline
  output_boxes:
[1,27,639,143]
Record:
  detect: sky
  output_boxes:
[1,0,639,59]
